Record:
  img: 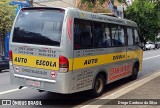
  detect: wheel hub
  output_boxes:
[95,78,103,93]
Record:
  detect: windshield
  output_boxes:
[13,8,65,46]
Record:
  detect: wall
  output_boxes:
[33,0,78,7]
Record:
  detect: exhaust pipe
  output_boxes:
[19,86,24,89]
[38,89,44,92]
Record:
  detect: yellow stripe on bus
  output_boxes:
[73,50,143,70]
[12,50,143,71]
[12,54,59,70]
[73,52,126,70]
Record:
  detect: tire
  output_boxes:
[0,70,2,72]
[130,64,139,80]
[153,46,155,50]
[90,74,105,97]
[143,47,146,51]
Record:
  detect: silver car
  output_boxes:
[145,42,155,50]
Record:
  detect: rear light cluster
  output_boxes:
[9,50,13,61]
[59,56,69,72]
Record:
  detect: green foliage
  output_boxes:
[0,0,17,38]
[99,0,106,4]
[126,0,160,42]
[117,0,123,3]
[111,0,115,4]
[81,0,88,3]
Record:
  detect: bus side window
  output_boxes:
[127,28,134,46]
[102,25,111,47]
[92,23,103,48]
[111,25,125,46]
[134,29,140,45]
[74,19,92,49]
[80,30,92,47]
[74,22,81,49]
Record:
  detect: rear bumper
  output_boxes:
[10,65,73,94]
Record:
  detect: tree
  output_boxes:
[125,0,160,42]
[0,0,16,38]
[0,0,16,55]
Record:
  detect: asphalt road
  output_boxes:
[0,49,160,107]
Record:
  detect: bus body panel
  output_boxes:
[9,7,143,94]
[9,7,76,94]
[10,66,73,93]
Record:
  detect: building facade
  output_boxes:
[126,0,134,6]
[33,0,79,7]
[32,0,129,18]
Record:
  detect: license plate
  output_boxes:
[26,80,41,87]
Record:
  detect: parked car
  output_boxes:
[155,42,160,49]
[0,55,9,72]
[142,43,146,51]
[145,42,155,50]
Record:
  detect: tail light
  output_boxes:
[9,50,13,61]
[59,56,69,72]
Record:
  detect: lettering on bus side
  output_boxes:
[14,57,27,63]
[113,55,125,60]
[91,14,123,23]
[109,63,132,81]
[84,59,98,65]
[36,60,56,67]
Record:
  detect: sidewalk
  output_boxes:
[81,72,160,108]
[100,75,160,108]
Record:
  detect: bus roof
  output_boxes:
[20,7,138,27]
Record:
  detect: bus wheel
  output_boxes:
[90,74,105,97]
[130,64,139,80]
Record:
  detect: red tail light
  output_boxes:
[9,50,13,61]
[59,56,69,72]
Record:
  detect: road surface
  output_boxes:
[0,49,160,107]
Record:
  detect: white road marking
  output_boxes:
[143,55,160,60]
[81,71,160,108]
[0,87,27,95]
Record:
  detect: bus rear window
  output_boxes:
[13,8,65,46]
